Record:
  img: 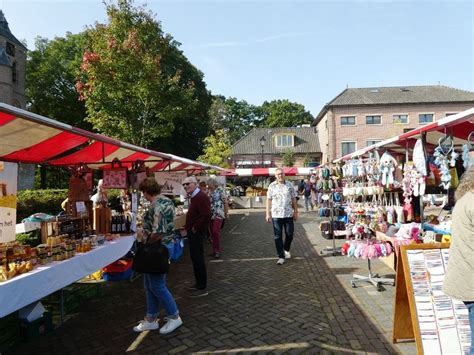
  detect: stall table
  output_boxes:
[0,235,135,318]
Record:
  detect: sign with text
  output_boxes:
[154,171,187,196]
[0,162,18,242]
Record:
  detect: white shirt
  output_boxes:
[267,180,297,218]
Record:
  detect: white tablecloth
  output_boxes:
[0,235,135,318]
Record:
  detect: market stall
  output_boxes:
[322,108,474,353]
[0,102,226,319]
[0,235,134,318]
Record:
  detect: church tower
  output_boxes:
[0,10,26,108]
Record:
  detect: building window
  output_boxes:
[6,42,15,57]
[393,114,408,124]
[341,141,356,156]
[366,115,382,125]
[275,134,294,147]
[12,62,17,83]
[419,113,434,124]
[366,139,381,147]
[445,112,458,117]
[340,116,356,126]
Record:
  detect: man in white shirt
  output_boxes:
[265,167,299,265]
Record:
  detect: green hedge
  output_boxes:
[16,189,68,223]
[16,189,124,223]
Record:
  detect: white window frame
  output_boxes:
[366,139,382,147]
[365,115,382,125]
[274,134,294,148]
[340,115,356,126]
[418,113,434,124]
[341,141,357,156]
[392,114,409,124]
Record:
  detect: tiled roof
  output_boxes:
[232,127,321,154]
[0,11,27,51]
[329,85,474,106]
[314,85,474,125]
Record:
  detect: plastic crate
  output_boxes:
[103,259,132,273]
[0,312,20,353]
[20,311,53,342]
[103,267,133,281]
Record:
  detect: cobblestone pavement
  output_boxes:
[9,209,415,354]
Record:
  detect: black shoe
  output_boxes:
[189,289,208,298]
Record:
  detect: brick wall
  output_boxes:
[317,103,474,162]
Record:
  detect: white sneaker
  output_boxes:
[284,250,291,259]
[276,258,285,265]
[133,319,159,332]
[159,316,183,335]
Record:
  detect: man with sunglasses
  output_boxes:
[180,176,211,297]
[266,167,299,265]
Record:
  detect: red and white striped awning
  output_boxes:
[222,167,317,177]
[333,108,474,162]
[0,103,226,173]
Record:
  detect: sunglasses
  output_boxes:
[182,182,192,186]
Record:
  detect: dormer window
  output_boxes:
[275,134,294,147]
[6,42,14,57]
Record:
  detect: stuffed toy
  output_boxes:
[412,138,427,176]
[379,151,398,188]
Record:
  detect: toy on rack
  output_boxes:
[379,151,398,188]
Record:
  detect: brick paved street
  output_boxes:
[9,209,415,354]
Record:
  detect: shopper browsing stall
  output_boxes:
[180,176,211,297]
[207,178,229,258]
[134,177,182,334]
[442,165,474,354]
[266,167,299,265]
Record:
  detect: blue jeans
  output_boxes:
[465,301,474,355]
[271,217,294,258]
[304,194,313,211]
[143,273,178,319]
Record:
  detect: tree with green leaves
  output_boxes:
[259,99,313,128]
[77,0,211,153]
[282,149,295,167]
[209,95,262,144]
[197,129,231,168]
[26,33,89,128]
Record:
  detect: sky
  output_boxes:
[1,0,473,116]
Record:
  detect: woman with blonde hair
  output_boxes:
[443,165,474,354]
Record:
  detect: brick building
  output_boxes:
[0,11,26,109]
[231,126,321,168]
[313,85,474,163]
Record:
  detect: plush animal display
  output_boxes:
[379,152,398,188]
[413,138,427,176]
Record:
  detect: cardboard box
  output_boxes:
[20,311,53,342]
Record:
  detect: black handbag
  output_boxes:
[132,241,170,274]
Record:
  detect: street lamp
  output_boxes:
[259,136,266,167]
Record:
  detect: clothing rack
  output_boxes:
[351,259,394,291]
[320,193,341,257]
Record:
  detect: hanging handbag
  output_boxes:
[68,165,91,202]
[128,160,149,189]
[102,158,128,189]
[132,241,170,274]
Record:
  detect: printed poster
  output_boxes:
[0,162,18,242]
[154,171,187,196]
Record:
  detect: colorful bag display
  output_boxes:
[102,158,128,189]
[128,160,149,189]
